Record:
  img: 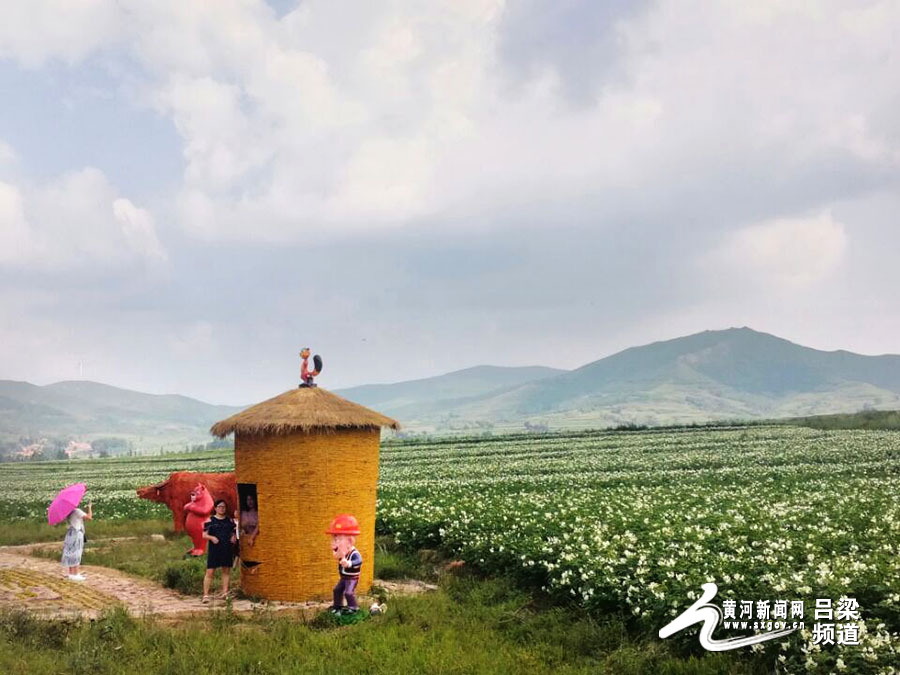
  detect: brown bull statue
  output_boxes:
[136,471,237,532]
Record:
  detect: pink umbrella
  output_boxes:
[48,483,86,525]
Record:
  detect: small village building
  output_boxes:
[210,387,399,602]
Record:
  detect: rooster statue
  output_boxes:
[299,348,323,388]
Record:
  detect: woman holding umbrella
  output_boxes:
[49,483,94,581]
[61,500,92,580]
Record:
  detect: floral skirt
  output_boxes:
[61,527,84,568]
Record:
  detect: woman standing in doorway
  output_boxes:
[240,493,259,549]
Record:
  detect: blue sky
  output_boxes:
[1,1,898,405]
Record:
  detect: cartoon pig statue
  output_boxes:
[136,472,236,533]
[184,484,214,556]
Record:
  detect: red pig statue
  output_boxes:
[136,471,237,533]
[183,483,214,556]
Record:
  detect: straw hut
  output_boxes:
[210,387,399,602]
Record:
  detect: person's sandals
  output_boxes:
[202,595,210,604]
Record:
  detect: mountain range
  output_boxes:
[0,380,240,449]
[337,327,900,431]
[3,328,899,447]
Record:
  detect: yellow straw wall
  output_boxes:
[235,428,379,602]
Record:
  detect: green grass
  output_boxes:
[0,519,174,547]
[373,539,442,582]
[6,426,896,672]
[0,528,761,673]
[24,529,432,598]
[26,527,240,596]
[783,408,900,430]
[0,575,758,675]
[0,523,765,673]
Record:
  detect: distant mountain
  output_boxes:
[4,328,899,443]
[0,366,564,450]
[335,365,565,419]
[424,328,900,430]
[0,380,241,446]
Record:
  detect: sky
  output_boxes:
[0,0,898,405]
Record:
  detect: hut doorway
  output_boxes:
[237,483,261,573]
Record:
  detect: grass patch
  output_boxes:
[26,527,239,596]
[2,523,765,673]
[783,408,900,430]
[28,532,429,598]
[0,519,174,547]
[373,536,442,581]
[159,557,211,595]
[0,575,760,675]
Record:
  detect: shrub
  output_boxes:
[161,558,206,595]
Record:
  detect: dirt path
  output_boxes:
[0,541,435,620]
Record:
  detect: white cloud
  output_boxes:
[0,0,123,67]
[712,210,848,289]
[145,0,900,240]
[0,182,32,264]
[1,0,899,404]
[0,140,17,167]
[113,198,168,263]
[156,74,270,192]
[0,0,898,245]
[0,164,167,271]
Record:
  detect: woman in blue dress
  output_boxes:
[202,499,236,602]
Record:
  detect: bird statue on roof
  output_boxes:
[299,348,323,388]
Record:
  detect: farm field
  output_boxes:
[1,425,899,673]
[0,452,233,523]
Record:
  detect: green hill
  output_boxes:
[0,380,241,451]
[4,327,899,442]
[383,328,900,431]
[784,409,900,430]
[335,365,565,418]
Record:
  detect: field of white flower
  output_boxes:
[377,425,900,673]
[1,425,898,672]
[0,452,233,521]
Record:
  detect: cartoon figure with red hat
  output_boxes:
[326,514,363,614]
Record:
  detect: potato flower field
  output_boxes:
[1,425,898,672]
[0,453,233,521]
[379,425,900,672]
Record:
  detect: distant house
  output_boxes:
[65,441,93,459]
[16,444,42,459]
[15,437,50,459]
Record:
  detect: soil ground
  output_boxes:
[0,539,434,620]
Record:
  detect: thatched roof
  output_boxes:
[210,387,400,438]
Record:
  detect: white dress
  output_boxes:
[61,508,86,567]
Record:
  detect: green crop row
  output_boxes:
[2,425,898,672]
